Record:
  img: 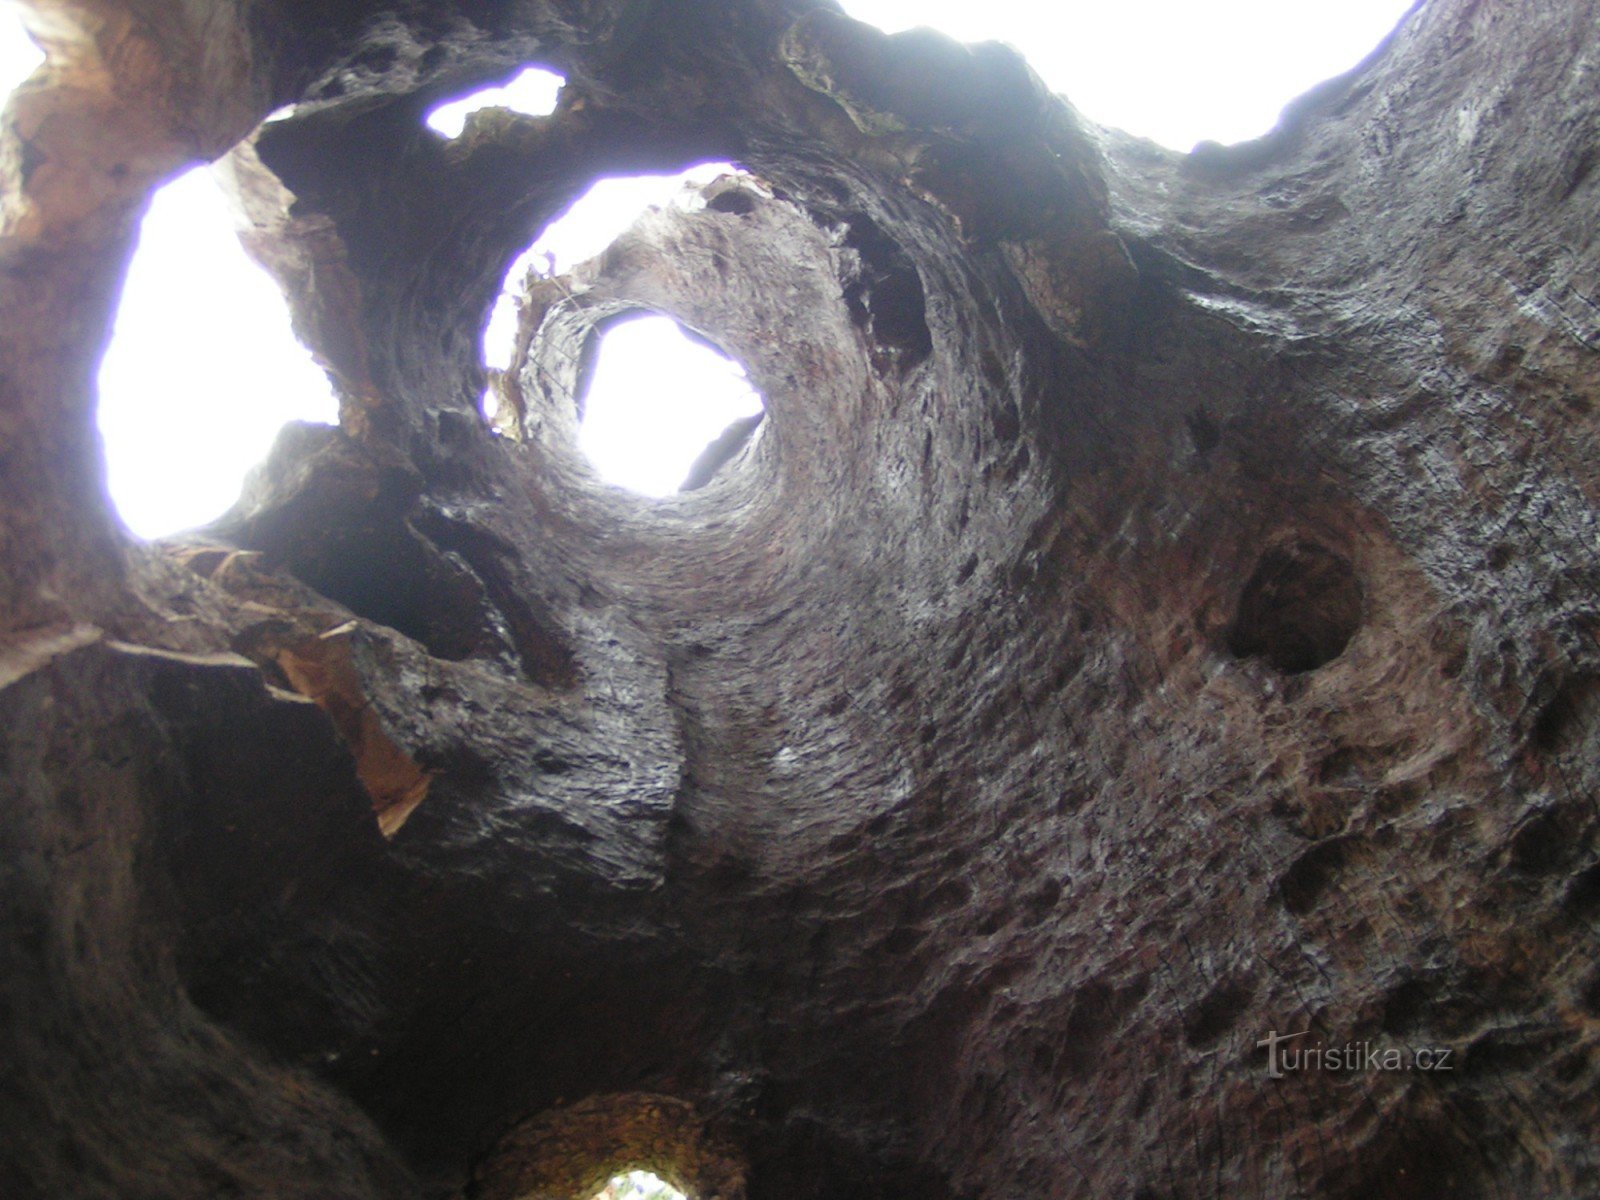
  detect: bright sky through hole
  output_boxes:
[0,11,38,95]
[592,1169,687,1200]
[579,316,763,497]
[96,168,341,537]
[2,13,339,539]
[484,162,737,371]
[425,66,564,137]
[837,0,1415,149]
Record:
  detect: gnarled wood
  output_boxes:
[2,1,1597,1197]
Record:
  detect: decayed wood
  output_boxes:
[1,1,1598,1197]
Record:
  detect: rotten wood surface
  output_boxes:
[1,1,1598,1196]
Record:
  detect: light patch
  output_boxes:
[484,162,741,372]
[97,167,339,538]
[0,9,41,98]
[591,1169,688,1200]
[835,0,1416,149]
[426,66,565,138]
[578,315,764,497]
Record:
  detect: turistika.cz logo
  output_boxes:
[1257,1030,1455,1079]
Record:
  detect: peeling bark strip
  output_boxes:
[259,621,433,837]
[2,1,1600,1198]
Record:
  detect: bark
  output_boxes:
[2,0,1598,1197]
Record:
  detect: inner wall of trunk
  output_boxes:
[1,1,1597,1198]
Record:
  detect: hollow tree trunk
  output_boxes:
[2,1,1598,1197]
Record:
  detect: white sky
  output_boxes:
[425,66,564,138]
[596,1170,686,1200]
[577,315,764,496]
[484,160,736,371]
[0,5,34,95]
[95,168,341,537]
[0,2,1414,530]
[837,0,1416,149]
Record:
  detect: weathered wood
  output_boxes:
[2,1,1597,1196]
